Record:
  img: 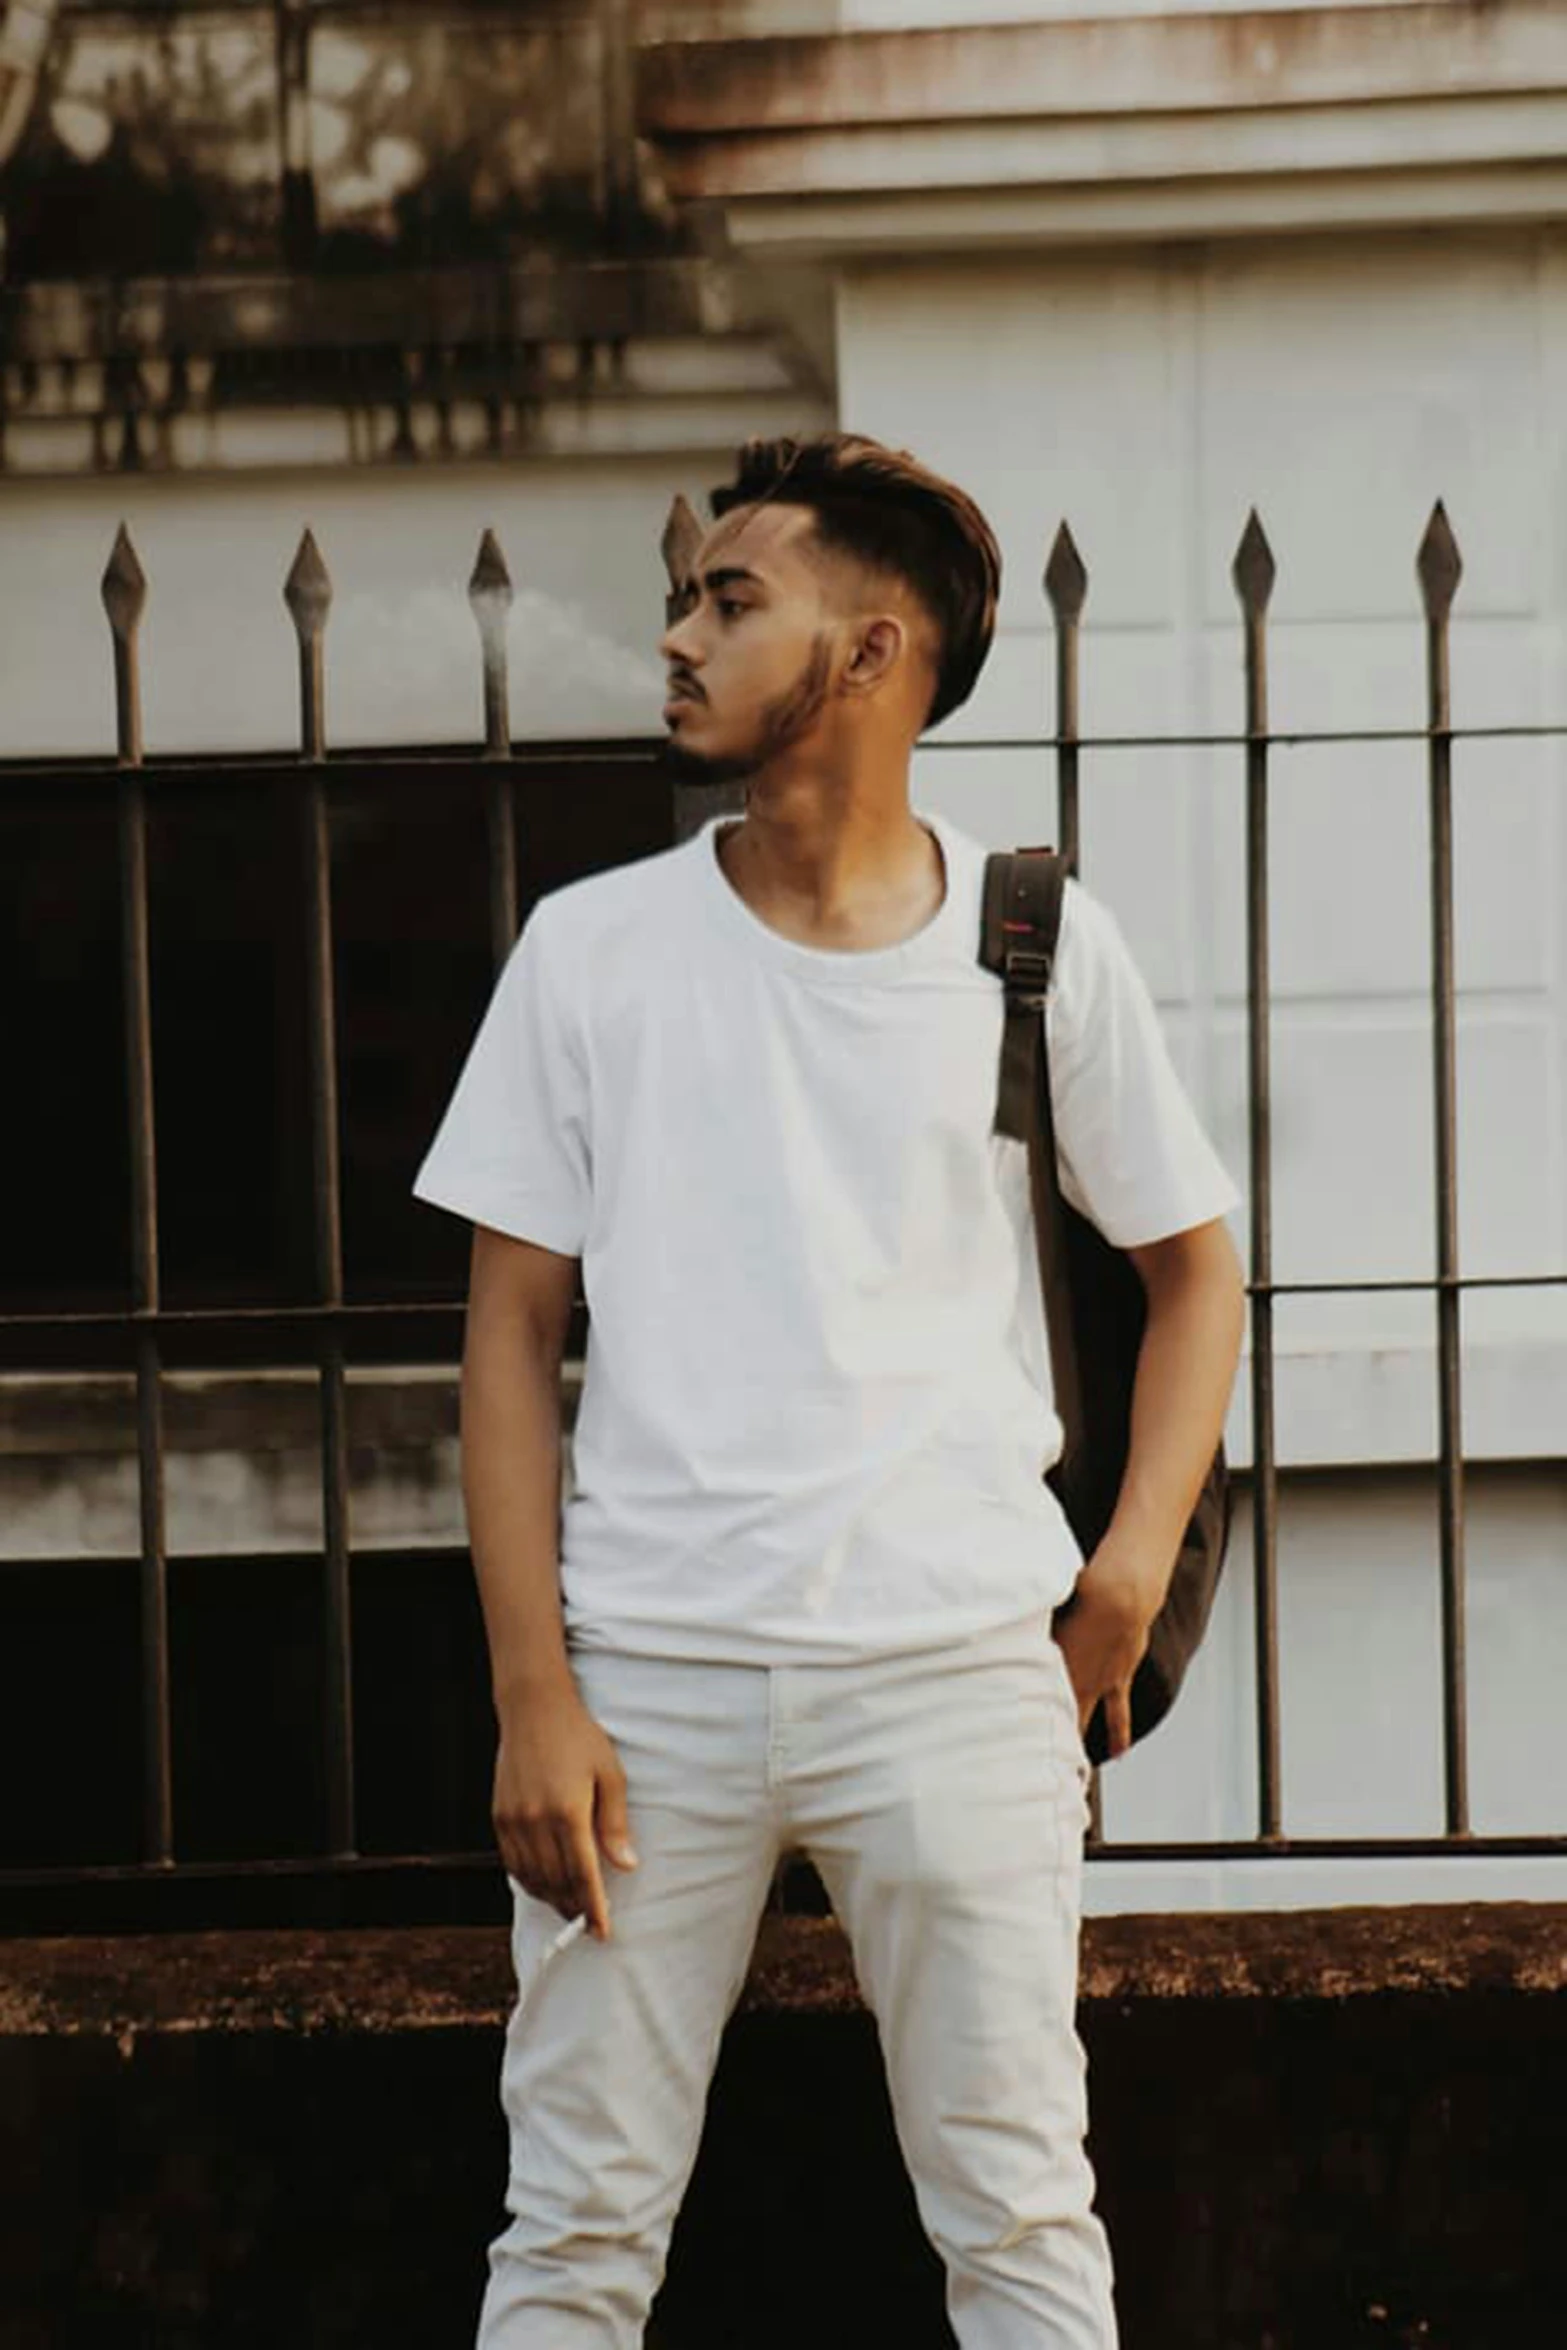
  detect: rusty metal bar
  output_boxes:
[1417,501,1470,1839]
[469,530,519,962]
[10,1821,1567,1941]
[661,492,702,632]
[660,491,746,844]
[305,768,355,1856]
[287,534,356,1857]
[1043,522,1086,870]
[7,1824,1565,1901]
[103,524,173,1867]
[486,780,519,969]
[285,530,330,765]
[1233,510,1282,1844]
[597,0,638,241]
[103,524,145,769]
[275,0,317,268]
[469,530,514,763]
[1041,522,1100,1838]
[5,1267,1561,1343]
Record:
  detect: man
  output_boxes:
[414,432,1245,2348]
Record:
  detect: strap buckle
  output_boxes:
[1002,945,1053,1010]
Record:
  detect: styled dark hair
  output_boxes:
[708,433,1002,729]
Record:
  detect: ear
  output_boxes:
[840,614,906,698]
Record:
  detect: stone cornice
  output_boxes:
[637,2,1567,255]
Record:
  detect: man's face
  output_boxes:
[657,504,844,787]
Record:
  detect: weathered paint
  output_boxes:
[4,1904,1567,2041]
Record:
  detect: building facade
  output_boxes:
[3,0,1564,1915]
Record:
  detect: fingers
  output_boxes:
[493,1801,583,1917]
[491,1731,637,1940]
[496,1815,601,1932]
[1103,1683,1133,1760]
[496,1816,564,1915]
[595,1763,639,1876]
[555,1817,612,1942]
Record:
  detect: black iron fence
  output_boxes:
[2,495,1563,1935]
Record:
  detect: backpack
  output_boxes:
[979,847,1231,1765]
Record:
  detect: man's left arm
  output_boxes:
[1053,1216,1246,1758]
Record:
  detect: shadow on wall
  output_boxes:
[3,6,685,279]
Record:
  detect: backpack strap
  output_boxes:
[979,848,1087,1477]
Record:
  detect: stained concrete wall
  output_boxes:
[4,1908,1564,2350]
[832,226,1567,1905]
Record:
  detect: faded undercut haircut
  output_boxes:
[708,433,1002,730]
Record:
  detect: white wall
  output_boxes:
[0,454,727,757]
[842,231,1567,1377]
[840,228,1567,1905]
[1087,1470,1567,1910]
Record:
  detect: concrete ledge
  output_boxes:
[6,1905,1564,2345]
[640,7,1567,136]
[636,2,1567,253]
[6,1904,1566,2042]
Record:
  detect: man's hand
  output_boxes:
[492,1677,639,1941]
[1053,1535,1167,1761]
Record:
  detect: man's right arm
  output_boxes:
[460,1224,637,1939]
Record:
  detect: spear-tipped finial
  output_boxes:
[1042,521,1087,623]
[469,530,514,759]
[283,528,332,637]
[101,523,147,639]
[1416,500,1462,622]
[285,530,331,760]
[1232,509,1276,616]
[661,493,703,594]
[469,528,513,612]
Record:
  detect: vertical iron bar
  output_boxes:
[661,492,745,844]
[469,530,519,963]
[286,529,330,764]
[1233,512,1282,1843]
[1417,503,1470,1838]
[1042,523,1098,1834]
[1043,524,1086,870]
[103,525,173,1866]
[286,532,355,1856]
[487,776,519,971]
[597,0,637,243]
[276,0,318,268]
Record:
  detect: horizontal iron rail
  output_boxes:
[6,1823,1559,1917]
[9,721,1567,788]
[4,1271,1564,1340]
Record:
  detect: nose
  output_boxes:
[659,601,703,670]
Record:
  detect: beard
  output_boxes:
[659,634,833,788]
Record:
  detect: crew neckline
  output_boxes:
[695,810,967,983]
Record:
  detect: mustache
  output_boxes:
[665,671,706,702]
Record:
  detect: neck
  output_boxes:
[715,771,946,952]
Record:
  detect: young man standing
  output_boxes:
[414,433,1245,2348]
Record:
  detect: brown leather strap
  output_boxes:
[980,848,1086,1475]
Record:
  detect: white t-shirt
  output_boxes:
[413,811,1239,1666]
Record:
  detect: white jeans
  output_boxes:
[476,1611,1117,2349]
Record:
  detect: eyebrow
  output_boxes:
[700,565,765,593]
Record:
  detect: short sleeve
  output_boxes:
[1046,879,1239,1249]
[412,900,590,1256]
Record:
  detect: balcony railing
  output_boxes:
[2,495,1563,1936]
